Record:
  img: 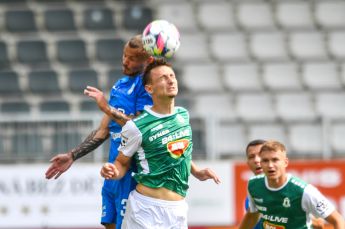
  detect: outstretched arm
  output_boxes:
[45,115,110,179]
[191,161,221,184]
[84,86,134,127]
[325,210,345,229]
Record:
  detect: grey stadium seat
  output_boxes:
[5,9,36,32]
[28,70,60,94]
[52,132,82,153]
[17,40,48,65]
[107,68,123,89]
[0,71,21,95]
[1,101,30,114]
[44,9,76,31]
[83,8,115,31]
[96,38,125,63]
[0,41,10,68]
[40,100,70,112]
[68,68,98,93]
[123,5,153,30]
[57,39,88,65]
[80,99,98,112]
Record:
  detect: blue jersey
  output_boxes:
[245,196,263,229]
[101,73,152,227]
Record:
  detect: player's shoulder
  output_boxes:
[289,175,308,189]
[249,174,265,181]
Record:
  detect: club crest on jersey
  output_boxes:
[282,197,290,208]
[167,139,189,159]
[263,221,285,229]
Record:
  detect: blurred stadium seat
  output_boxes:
[44,8,76,31]
[5,9,36,32]
[68,68,99,93]
[28,70,61,94]
[83,7,115,31]
[0,71,21,95]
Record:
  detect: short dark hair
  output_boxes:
[143,58,172,85]
[245,139,266,154]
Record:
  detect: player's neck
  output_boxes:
[267,174,288,189]
[151,98,175,115]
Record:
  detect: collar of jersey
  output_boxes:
[144,105,176,118]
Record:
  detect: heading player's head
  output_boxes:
[143,58,178,99]
[122,35,153,76]
[246,139,266,175]
[259,140,288,183]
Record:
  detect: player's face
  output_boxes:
[246,144,263,175]
[260,150,288,186]
[146,65,178,98]
[122,44,148,76]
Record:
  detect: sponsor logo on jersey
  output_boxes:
[149,129,170,142]
[282,197,290,208]
[256,204,267,211]
[110,132,121,140]
[151,124,164,132]
[254,198,263,203]
[316,199,329,214]
[263,221,285,229]
[167,139,190,159]
[262,214,288,223]
[162,129,190,145]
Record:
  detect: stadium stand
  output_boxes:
[1,0,345,162]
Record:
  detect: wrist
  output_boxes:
[68,151,76,161]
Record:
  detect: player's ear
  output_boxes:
[145,84,153,95]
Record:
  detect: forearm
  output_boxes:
[191,161,198,176]
[112,160,130,179]
[71,130,109,161]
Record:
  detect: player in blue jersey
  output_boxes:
[45,35,220,229]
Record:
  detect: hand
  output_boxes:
[312,218,324,229]
[45,152,73,179]
[100,162,120,179]
[84,86,108,113]
[193,168,221,184]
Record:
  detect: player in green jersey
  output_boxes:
[89,59,219,228]
[239,140,344,229]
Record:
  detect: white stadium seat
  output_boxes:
[330,123,345,155]
[275,92,317,122]
[288,124,323,156]
[174,33,209,62]
[237,1,276,30]
[191,93,236,121]
[236,93,276,122]
[197,1,236,31]
[289,31,328,60]
[249,31,289,61]
[248,123,287,144]
[315,1,345,29]
[302,62,341,90]
[216,123,247,157]
[223,63,262,92]
[180,63,223,93]
[156,2,197,31]
[276,1,315,30]
[210,32,249,61]
[328,31,345,60]
[316,92,345,118]
[262,62,303,91]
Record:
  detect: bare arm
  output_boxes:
[324,210,345,229]
[238,212,261,229]
[84,86,133,126]
[100,152,131,180]
[191,161,221,184]
[45,115,110,179]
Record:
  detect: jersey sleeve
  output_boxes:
[302,184,335,219]
[118,120,142,157]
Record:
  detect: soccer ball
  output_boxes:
[142,20,180,59]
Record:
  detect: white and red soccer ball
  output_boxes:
[142,20,180,59]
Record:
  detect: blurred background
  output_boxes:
[0,0,345,228]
